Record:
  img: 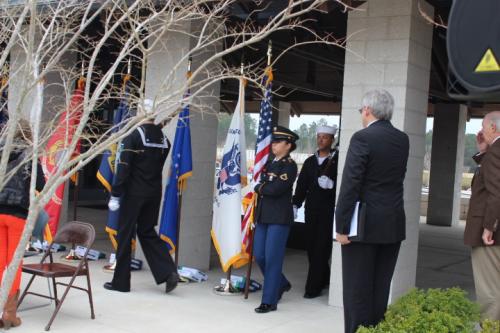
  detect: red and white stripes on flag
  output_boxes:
[241,67,273,254]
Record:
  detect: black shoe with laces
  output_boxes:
[254,303,277,313]
[103,282,130,292]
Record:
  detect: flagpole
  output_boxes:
[243,220,255,299]
[72,171,79,221]
[174,186,183,268]
[173,58,192,270]
[71,62,85,223]
[243,40,273,299]
[213,62,246,296]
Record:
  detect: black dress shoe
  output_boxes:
[254,303,277,313]
[103,282,130,292]
[278,282,292,300]
[303,291,321,299]
[165,272,179,293]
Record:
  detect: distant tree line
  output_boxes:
[216,113,257,149]
[425,130,478,172]
[216,115,337,154]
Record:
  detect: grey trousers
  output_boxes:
[471,245,500,321]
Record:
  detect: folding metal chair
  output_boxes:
[18,221,96,331]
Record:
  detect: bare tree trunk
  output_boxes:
[0,0,350,310]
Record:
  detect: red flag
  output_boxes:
[41,78,85,236]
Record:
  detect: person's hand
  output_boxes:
[336,233,351,245]
[318,175,334,189]
[482,228,495,245]
[251,180,261,192]
[108,196,120,211]
[293,205,298,220]
[477,131,488,153]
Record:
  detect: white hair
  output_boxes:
[361,89,394,121]
[487,112,500,132]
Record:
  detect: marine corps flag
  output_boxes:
[97,75,131,249]
[41,77,85,236]
[211,77,248,272]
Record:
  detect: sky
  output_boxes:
[287,115,482,135]
[249,114,483,135]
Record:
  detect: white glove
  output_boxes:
[293,205,298,220]
[251,179,261,191]
[108,196,120,211]
[318,175,334,190]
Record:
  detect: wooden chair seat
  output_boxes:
[22,263,88,278]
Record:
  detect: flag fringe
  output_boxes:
[210,230,250,272]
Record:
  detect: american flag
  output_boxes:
[241,66,273,254]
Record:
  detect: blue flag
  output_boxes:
[159,98,193,254]
[97,76,131,249]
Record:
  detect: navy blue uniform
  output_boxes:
[110,124,176,292]
[293,150,338,296]
[253,156,297,306]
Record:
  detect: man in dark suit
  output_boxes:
[464,111,500,321]
[335,89,409,333]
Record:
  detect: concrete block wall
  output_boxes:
[330,0,434,307]
[143,20,220,271]
[9,40,76,229]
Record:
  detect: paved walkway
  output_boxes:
[12,207,474,333]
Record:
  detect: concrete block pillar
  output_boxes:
[427,104,467,226]
[277,101,291,128]
[330,0,434,307]
[9,42,76,124]
[143,20,219,271]
[9,40,76,229]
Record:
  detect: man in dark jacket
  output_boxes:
[293,125,338,298]
[335,89,409,333]
[104,99,178,293]
[464,111,500,321]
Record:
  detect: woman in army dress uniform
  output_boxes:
[253,126,299,313]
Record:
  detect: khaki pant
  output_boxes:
[471,245,500,321]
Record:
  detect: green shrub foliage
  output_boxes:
[480,319,500,333]
[356,288,480,333]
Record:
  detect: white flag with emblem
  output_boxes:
[211,77,247,272]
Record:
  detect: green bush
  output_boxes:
[481,319,500,333]
[356,288,480,333]
[461,173,473,190]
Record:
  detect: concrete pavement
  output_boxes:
[11,206,474,333]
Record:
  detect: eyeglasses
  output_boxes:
[358,107,364,114]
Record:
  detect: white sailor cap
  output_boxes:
[140,99,154,115]
[316,125,337,136]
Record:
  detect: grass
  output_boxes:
[422,171,474,191]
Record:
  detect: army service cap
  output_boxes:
[272,125,299,143]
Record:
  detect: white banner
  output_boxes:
[211,77,247,271]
